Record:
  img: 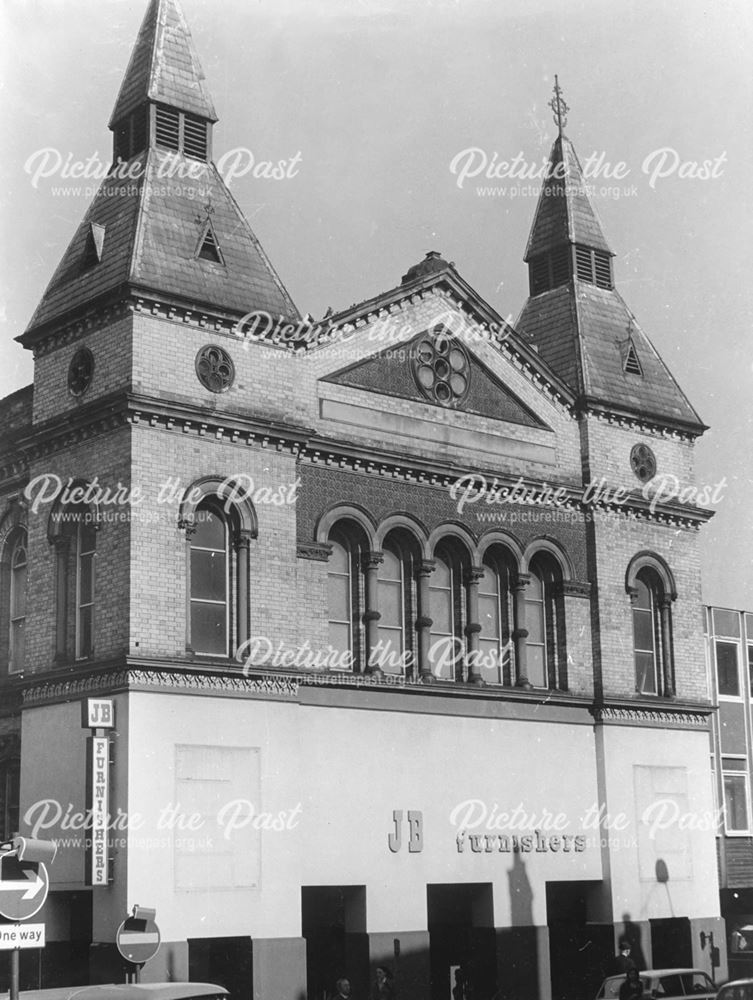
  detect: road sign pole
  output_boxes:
[10,946,19,1000]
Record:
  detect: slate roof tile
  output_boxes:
[109,0,217,125]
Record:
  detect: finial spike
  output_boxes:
[549,75,569,138]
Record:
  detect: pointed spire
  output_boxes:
[515,81,705,433]
[109,0,217,128]
[525,135,612,262]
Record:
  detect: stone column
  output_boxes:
[660,597,674,697]
[235,531,252,650]
[465,565,485,685]
[362,550,384,674]
[416,559,435,682]
[513,573,532,688]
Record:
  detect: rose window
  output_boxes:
[412,329,470,406]
[195,345,235,393]
[630,443,657,483]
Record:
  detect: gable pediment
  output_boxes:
[321,323,548,430]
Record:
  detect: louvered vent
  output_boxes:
[155,105,180,151]
[624,343,643,376]
[184,115,208,161]
[594,251,612,289]
[575,245,593,281]
[550,246,570,286]
[131,106,148,158]
[530,255,549,296]
[529,246,571,296]
[113,122,130,163]
[197,225,223,264]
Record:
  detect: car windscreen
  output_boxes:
[655,972,715,996]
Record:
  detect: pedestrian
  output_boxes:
[619,967,643,1000]
[613,938,637,975]
[331,978,352,1000]
[372,966,394,1000]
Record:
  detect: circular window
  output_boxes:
[412,327,470,406]
[195,344,235,393]
[68,347,95,396]
[630,443,657,483]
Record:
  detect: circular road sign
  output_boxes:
[116,916,161,965]
[0,855,49,921]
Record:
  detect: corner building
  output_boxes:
[0,2,724,998]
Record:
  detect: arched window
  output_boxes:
[633,568,666,696]
[326,523,367,671]
[525,553,566,689]
[47,494,98,664]
[76,519,96,659]
[190,500,230,656]
[9,532,27,674]
[376,545,406,673]
[478,550,516,685]
[428,543,468,681]
[374,529,420,677]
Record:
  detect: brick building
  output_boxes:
[706,605,753,981]
[0,1,725,998]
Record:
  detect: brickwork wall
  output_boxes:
[591,507,707,703]
[32,314,133,425]
[23,425,132,670]
[128,424,301,658]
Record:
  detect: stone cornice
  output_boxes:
[590,700,712,729]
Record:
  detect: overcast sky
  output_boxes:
[1,0,751,611]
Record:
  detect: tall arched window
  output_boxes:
[76,519,96,659]
[190,500,230,656]
[428,543,469,681]
[326,523,367,671]
[48,498,98,663]
[478,550,516,685]
[9,532,27,674]
[376,545,406,673]
[633,568,665,696]
[525,553,566,689]
[328,532,354,661]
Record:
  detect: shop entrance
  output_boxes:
[547,881,610,1000]
[302,885,367,1000]
[650,917,692,968]
[427,883,496,1000]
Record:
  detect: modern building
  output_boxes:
[0,1,726,998]
[707,606,753,982]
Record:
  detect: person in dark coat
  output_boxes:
[613,938,637,976]
[619,967,643,1000]
[372,966,394,1000]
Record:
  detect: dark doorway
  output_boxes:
[302,885,367,1000]
[188,936,253,1000]
[547,881,608,1000]
[650,917,692,969]
[426,883,496,1000]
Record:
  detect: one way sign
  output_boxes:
[0,854,49,921]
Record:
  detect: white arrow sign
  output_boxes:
[2,869,45,900]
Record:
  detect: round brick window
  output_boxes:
[412,328,469,406]
[195,344,235,393]
[630,443,657,483]
[68,347,95,397]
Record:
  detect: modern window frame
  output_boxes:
[721,755,751,836]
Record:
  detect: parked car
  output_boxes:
[594,967,717,999]
[717,980,753,1000]
[0,984,229,1000]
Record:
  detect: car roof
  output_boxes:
[0,984,229,1000]
[606,968,708,978]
